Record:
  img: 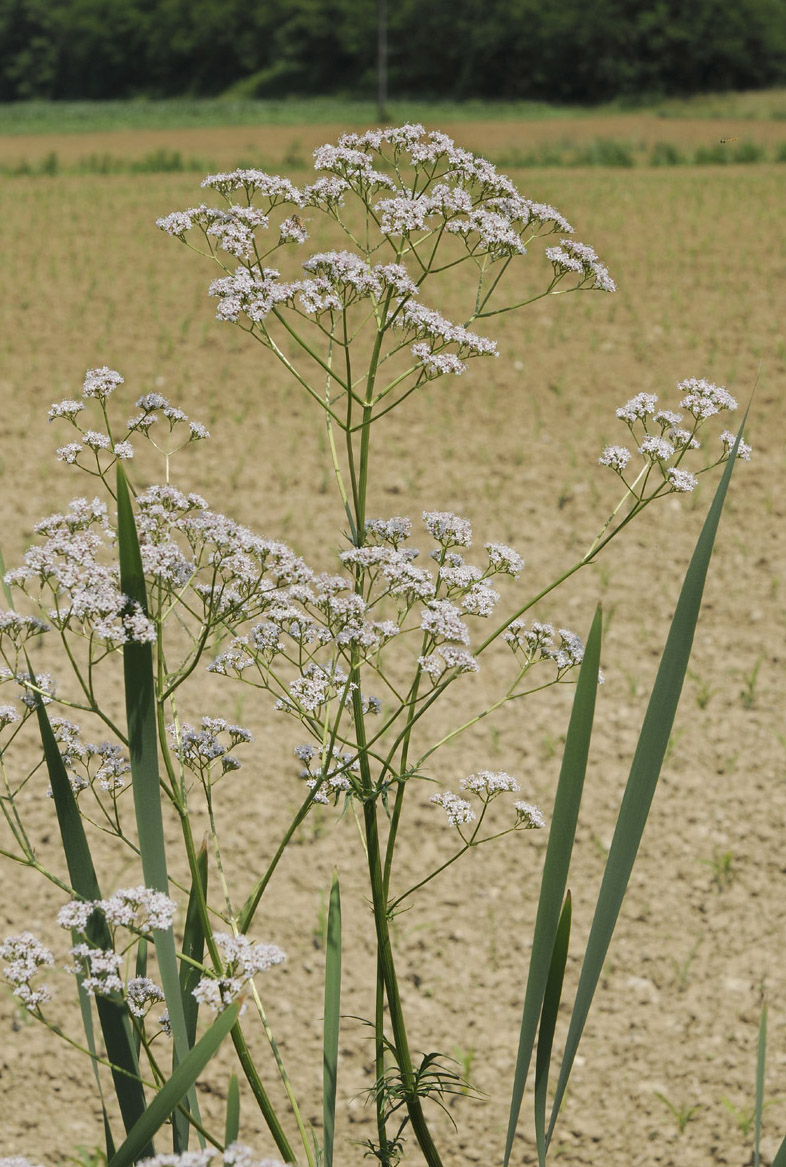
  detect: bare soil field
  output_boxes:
[0,123,784,1166]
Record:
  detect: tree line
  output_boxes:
[1,0,785,103]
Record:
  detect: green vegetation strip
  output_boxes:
[2,90,786,134]
[1,138,785,179]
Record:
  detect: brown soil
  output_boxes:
[0,128,784,1166]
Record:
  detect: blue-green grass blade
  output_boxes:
[225,1073,240,1145]
[36,697,150,1147]
[755,1004,767,1167]
[534,893,571,1167]
[503,607,601,1166]
[180,838,209,1049]
[77,974,117,1156]
[546,419,746,1145]
[133,937,148,1058]
[323,870,342,1167]
[107,1001,241,1167]
[116,463,200,1148]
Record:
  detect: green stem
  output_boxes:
[231,1023,298,1164]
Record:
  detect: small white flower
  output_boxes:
[430,791,475,826]
[514,801,546,828]
[639,435,675,461]
[48,399,85,422]
[599,445,631,471]
[667,467,698,493]
[485,541,523,576]
[616,393,658,422]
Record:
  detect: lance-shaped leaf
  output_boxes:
[225,1073,240,1146]
[323,870,342,1167]
[36,697,150,1150]
[180,838,209,1049]
[546,417,747,1146]
[534,893,571,1166]
[108,1001,241,1167]
[116,463,200,1147]
[503,607,601,1165]
[755,1004,767,1167]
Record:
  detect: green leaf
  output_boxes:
[107,1001,241,1167]
[35,697,150,1149]
[76,976,117,1158]
[546,417,747,1146]
[180,837,209,1049]
[225,1073,240,1146]
[755,1004,767,1167]
[503,606,601,1165]
[323,870,342,1167]
[534,893,571,1166]
[134,937,148,1058]
[116,463,200,1148]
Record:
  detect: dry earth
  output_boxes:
[0,121,784,1166]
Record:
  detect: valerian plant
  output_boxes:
[0,125,752,1167]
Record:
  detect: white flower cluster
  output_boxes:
[545,239,616,293]
[295,742,359,803]
[0,932,54,1012]
[5,496,156,647]
[389,300,498,379]
[169,717,253,777]
[50,374,210,471]
[600,380,750,496]
[58,885,177,936]
[431,770,545,832]
[192,932,285,1013]
[503,621,585,674]
[158,125,612,406]
[45,717,130,795]
[136,1145,287,1167]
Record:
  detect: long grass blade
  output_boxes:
[534,893,571,1166]
[225,1073,240,1145]
[133,937,148,1058]
[107,1001,241,1167]
[546,419,747,1145]
[180,838,209,1048]
[323,869,342,1167]
[116,463,200,1148]
[755,1003,767,1167]
[36,697,150,1149]
[503,606,601,1165]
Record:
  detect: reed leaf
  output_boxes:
[546,418,747,1146]
[534,893,571,1167]
[107,1001,241,1167]
[180,838,209,1049]
[116,463,200,1147]
[225,1073,240,1146]
[323,870,342,1167]
[36,697,150,1150]
[755,1004,767,1167]
[503,607,601,1165]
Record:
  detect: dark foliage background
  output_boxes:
[1,0,785,102]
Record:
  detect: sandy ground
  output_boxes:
[0,127,784,1165]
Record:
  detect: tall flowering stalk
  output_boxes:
[0,126,750,1167]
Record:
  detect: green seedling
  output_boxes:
[654,1091,702,1134]
[700,848,734,892]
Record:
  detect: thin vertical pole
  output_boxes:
[377,0,388,122]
